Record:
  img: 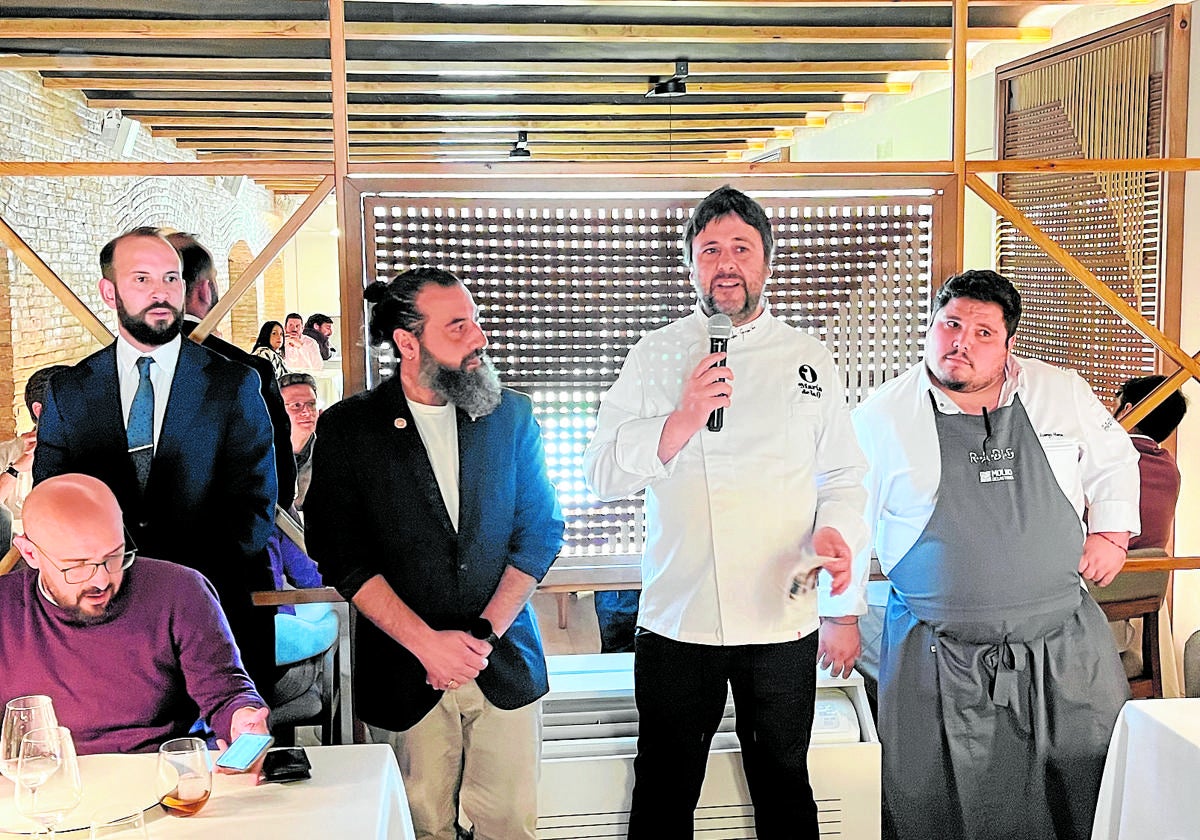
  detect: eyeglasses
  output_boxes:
[27,536,137,585]
[284,400,318,415]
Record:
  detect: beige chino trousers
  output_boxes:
[369,682,541,840]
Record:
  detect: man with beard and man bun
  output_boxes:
[305,267,564,840]
[33,226,279,691]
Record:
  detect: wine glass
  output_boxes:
[156,737,212,817]
[14,726,83,838]
[1,696,58,782]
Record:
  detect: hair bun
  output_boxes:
[362,280,392,304]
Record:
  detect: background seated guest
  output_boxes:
[252,320,289,380]
[278,371,319,513]
[0,365,69,555]
[303,313,336,361]
[1113,374,1187,551]
[1106,374,1188,678]
[282,312,323,374]
[1,473,269,755]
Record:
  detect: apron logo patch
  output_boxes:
[796,365,823,398]
[969,447,1015,464]
[979,468,1014,483]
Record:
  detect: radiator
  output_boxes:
[538,653,881,840]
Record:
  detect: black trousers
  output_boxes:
[627,629,820,840]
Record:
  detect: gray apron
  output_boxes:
[879,393,1129,840]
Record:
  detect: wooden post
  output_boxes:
[330,0,366,396]
[951,0,968,273]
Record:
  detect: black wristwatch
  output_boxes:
[3,464,18,479]
[469,617,500,647]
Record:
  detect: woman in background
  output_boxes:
[252,320,289,380]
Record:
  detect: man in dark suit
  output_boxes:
[167,231,296,511]
[34,226,279,691]
[305,267,563,840]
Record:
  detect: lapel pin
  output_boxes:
[394,417,408,429]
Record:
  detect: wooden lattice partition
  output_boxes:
[997,11,1182,400]
[362,180,944,557]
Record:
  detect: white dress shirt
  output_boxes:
[584,306,869,645]
[851,355,1140,587]
[115,333,181,449]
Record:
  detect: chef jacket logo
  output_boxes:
[979,468,1015,483]
[796,365,823,398]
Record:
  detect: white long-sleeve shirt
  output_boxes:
[584,306,869,645]
[851,356,1140,585]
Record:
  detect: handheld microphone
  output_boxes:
[706,313,734,432]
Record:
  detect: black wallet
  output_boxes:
[259,747,312,783]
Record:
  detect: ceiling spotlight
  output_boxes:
[646,60,688,99]
[509,130,531,158]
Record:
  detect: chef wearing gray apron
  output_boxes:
[879,392,1129,840]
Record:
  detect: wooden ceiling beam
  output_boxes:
[144,115,819,130]
[347,22,1045,43]
[196,143,748,159]
[2,19,1046,44]
[164,128,780,142]
[93,99,862,116]
[0,161,332,176]
[50,77,910,95]
[173,130,777,148]
[0,56,952,75]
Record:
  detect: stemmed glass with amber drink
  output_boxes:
[156,738,212,817]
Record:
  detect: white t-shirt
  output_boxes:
[408,400,460,530]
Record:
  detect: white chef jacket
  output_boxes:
[850,355,1140,589]
[584,305,869,646]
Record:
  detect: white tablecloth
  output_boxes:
[1092,699,1200,840]
[0,744,413,839]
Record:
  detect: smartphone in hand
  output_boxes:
[214,732,274,772]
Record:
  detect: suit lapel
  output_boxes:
[92,346,142,498]
[150,340,206,490]
[384,380,456,537]
[456,405,483,542]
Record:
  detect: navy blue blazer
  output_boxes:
[33,338,279,686]
[304,376,564,731]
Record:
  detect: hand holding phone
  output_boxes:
[215,732,274,772]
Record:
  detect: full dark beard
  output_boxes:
[420,350,502,418]
[116,296,182,346]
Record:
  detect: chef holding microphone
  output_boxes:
[584,185,870,840]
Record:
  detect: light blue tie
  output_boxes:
[127,356,154,490]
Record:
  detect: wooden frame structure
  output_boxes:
[0,0,1196,426]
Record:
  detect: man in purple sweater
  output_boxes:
[2,474,269,755]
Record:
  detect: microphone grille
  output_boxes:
[707,313,733,340]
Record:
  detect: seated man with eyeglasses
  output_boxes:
[278,372,320,514]
[0,473,269,755]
